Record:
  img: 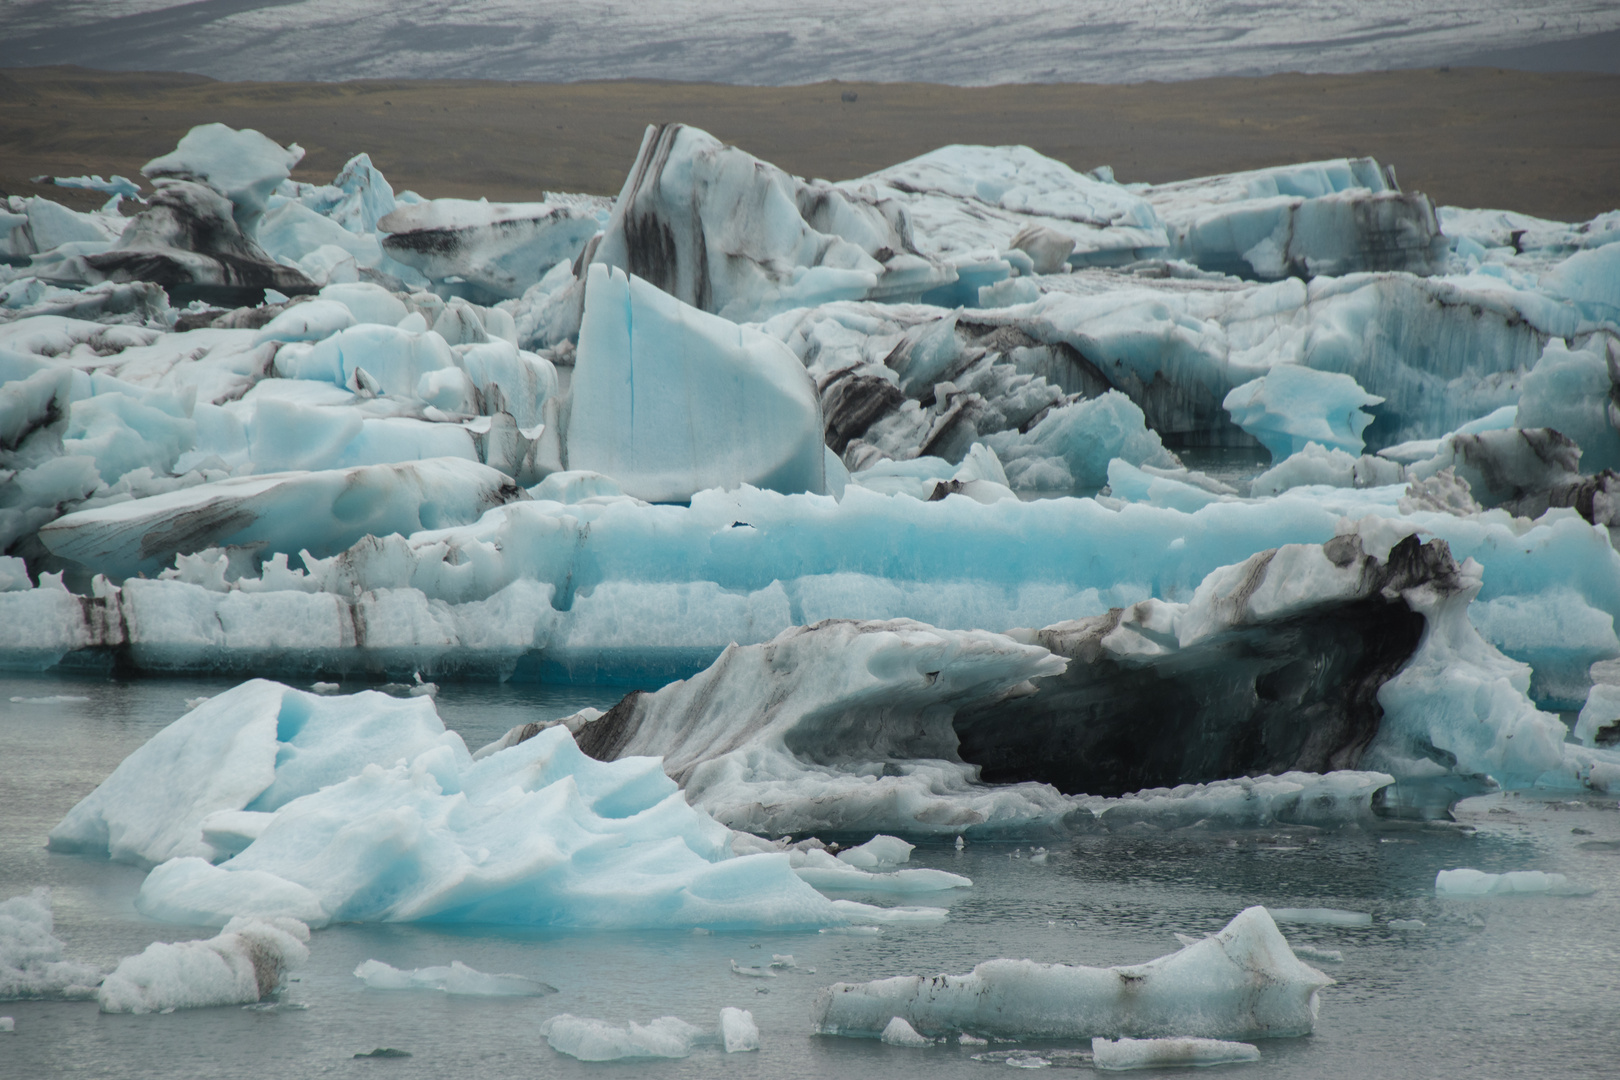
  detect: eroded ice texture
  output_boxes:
[813,907,1331,1040]
[96,917,308,1014]
[567,264,825,502]
[353,959,556,997]
[0,888,104,1001]
[1092,1036,1260,1071]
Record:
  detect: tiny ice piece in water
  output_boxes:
[0,1017,14,1032]
[880,1016,933,1047]
[1092,1036,1260,1070]
[1265,907,1372,926]
[731,960,776,978]
[1291,944,1344,963]
[720,1007,759,1052]
[353,959,555,996]
[1387,919,1426,930]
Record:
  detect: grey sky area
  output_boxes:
[1,0,1617,84]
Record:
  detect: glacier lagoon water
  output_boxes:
[3,673,1617,1079]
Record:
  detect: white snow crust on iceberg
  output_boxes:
[541,1008,757,1061]
[353,958,555,996]
[102,682,926,930]
[0,888,104,1001]
[812,906,1332,1041]
[566,263,825,502]
[96,916,309,1014]
[1092,1036,1261,1071]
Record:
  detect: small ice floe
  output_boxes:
[768,954,797,969]
[541,1009,757,1061]
[730,960,776,978]
[814,907,1331,1042]
[819,926,882,936]
[0,887,104,1000]
[408,673,437,698]
[1092,1036,1260,1070]
[353,959,555,996]
[0,1017,14,1032]
[8,695,89,705]
[1291,944,1344,963]
[1386,918,1427,930]
[973,1048,1092,1067]
[958,1033,988,1045]
[310,682,340,694]
[97,917,309,1013]
[836,835,915,869]
[354,1048,410,1058]
[880,1016,933,1047]
[1436,868,1593,897]
[955,836,966,850]
[1029,847,1050,864]
[1265,907,1372,927]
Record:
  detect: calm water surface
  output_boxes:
[2,673,1617,1079]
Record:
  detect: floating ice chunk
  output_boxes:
[0,1017,11,1031]
[789,848,971,893]
[986,390,1177,492]
[1249,442,1405,497]
[97,916,309,1014]
[820,925,882,936]
[1386,919,1426,930]
[1290,945,1343,963]
[251,299,355,344]
[836,835,914,869]
[48,679,461,866]
[39,458,521,579]
[720,1006,760,1052]
[567,264,825,502]
[52,174,142,199]
[0,888,104,1001]
[1435,869,1592,897]
[1264,908,1371,927]
[1223,366,1383,460]
[8,694,89,704]
[541,1013,718,1061]
[730,960,776,978]
[1092,1036,1260,1070]
[143,124,304,237]
[814,907,1330,1041]
[353,959,555,996]
[378,197,605,302]
[136,718,865,930]
[881,1016,934,1047]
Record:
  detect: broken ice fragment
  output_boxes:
[1092,1035,1260,1070]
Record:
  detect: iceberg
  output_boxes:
[96,916,308,1014]
[566,264,826,501]
[141,124,304,240]
[1434,868,1591,898]
[378,196,607,302]
[586,123,954,325]
[812,906,1331,1041]
[0,888,104,1001]
[541,1009,757,1061]
[82,680,924,930]
[352,959,555,997]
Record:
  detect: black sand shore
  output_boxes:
[2,65,1616,221]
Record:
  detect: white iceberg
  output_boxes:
[813,906,1332,1040]
[353,958,555,996]
[1434,868,1592,898]
[97,916,308,1014]
[0,888,104,1001]
[541,1008,756,1061]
